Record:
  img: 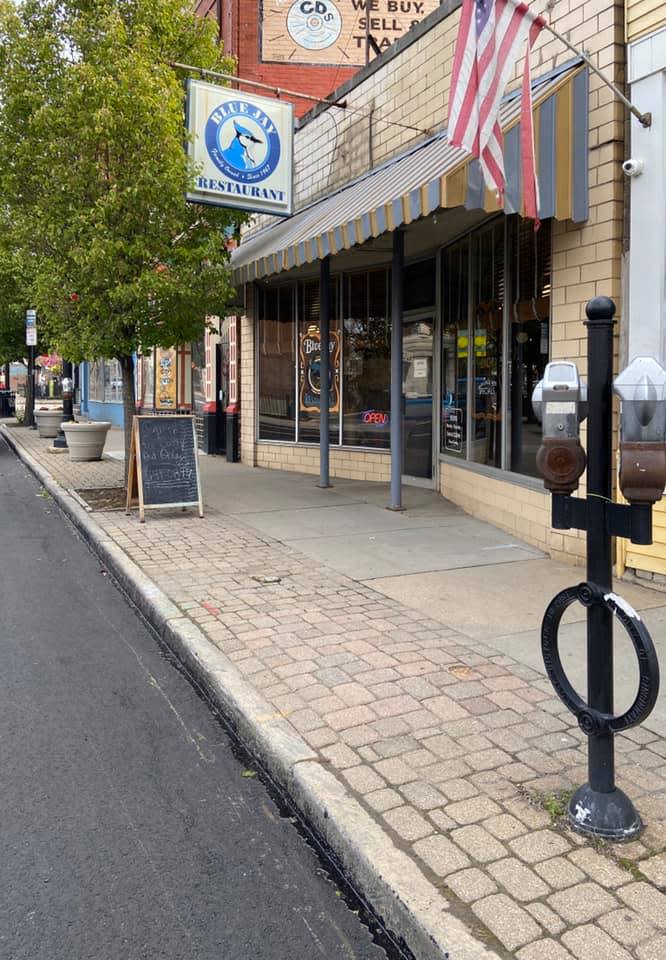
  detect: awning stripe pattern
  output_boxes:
[232,61,588,285]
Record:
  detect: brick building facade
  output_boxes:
[229,0,633,565]
[196,0,368,116]
[192,2,440,455]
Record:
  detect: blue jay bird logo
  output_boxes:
[204,99,281,184]
[223,121,263,171]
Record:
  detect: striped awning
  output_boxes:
[232,59,588,284]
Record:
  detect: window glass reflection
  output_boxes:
[297,279,340,444]
[441,241,469,458]
[471,222,504,469]
[258,285,296,441]
[342,270,391,448]
[509,218,552,477]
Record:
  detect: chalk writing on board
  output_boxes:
[138,418,199,504]
[126,415,203,521]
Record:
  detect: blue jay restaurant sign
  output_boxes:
[186,79,294,217]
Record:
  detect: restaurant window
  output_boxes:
[441,241,469,459]
[471,221,505,469]
[509,218,551,477]
[297,279,340,444]
[343,269,390,448]
[104,359,123,402]
[143,354,154,409]
[258,284,296,441]
[440,216,551,478]
[89,359,123,403]
[191,336,206,414]
[89,360,103,401]
[404,258,436,312]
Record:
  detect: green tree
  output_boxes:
[0,252,28,368]
[0,208,42,422]
[0,0,243,463]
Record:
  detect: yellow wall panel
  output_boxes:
[624,499,666,574]
[626,0,666,41]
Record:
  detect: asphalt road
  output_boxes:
[0,436,389,960]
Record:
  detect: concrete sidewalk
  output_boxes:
[5,421,666,960]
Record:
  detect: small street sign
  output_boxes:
[26,308,37,346]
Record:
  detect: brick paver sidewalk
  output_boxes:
[7,424,666,960]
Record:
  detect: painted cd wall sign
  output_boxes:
[262,0,440,67]
[287,0,343,49]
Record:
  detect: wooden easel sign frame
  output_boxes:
[126,415,204,523]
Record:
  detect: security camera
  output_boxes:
[622,158,645,178]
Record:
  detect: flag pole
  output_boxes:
[540,23,652,127]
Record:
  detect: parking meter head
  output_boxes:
[615,358,666,442]
[534,362,587,493]
[62,377,73,398]
[532,378,587,425]
[615,357,666,503]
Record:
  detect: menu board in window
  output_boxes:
[443,407,464,454]
[155,348,177,410]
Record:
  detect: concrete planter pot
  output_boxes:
[62,421,112,461]
[34,408,65,439]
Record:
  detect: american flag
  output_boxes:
[447,0,546,222]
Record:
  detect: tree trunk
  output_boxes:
[118,354,136,484]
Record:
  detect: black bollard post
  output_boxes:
[566,297,642,838]
[27,344,36,429]
[53,360,74,449]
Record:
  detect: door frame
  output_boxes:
[401,301,438,488]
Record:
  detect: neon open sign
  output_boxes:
[361,410,389,425]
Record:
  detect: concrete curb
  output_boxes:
[2,425,500,960]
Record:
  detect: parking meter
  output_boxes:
[62,376,73,400]
[532,361,587,494]
[614,357,666,504]
[536,300,663,843]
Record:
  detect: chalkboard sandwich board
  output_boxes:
[126,415,203,522]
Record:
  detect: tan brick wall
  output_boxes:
[439,463,586,563]
[280,0,625,203]
[256,443,391,482]
[240,0,626,566]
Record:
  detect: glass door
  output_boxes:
[402,316,434,480]
[215,328,229,455]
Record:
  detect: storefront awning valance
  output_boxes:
[231,59,588,285]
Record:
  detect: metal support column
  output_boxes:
[318,256,331,488]
[388,230,404,510]
[585,298,615,794]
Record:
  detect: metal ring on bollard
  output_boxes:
[541,582,660,735]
